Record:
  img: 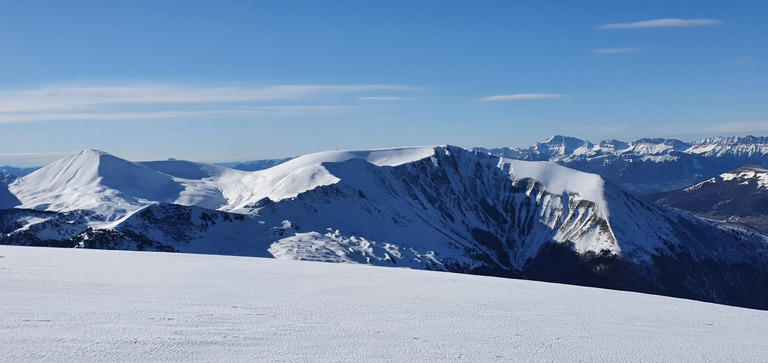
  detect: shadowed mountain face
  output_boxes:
[1,171,16,184]
[0,166,40,178]
[654,166,768,234]
[475,135,768,195]
[2,146,768,309]
[0,178,20,209]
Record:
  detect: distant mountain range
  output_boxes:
[653,165,768,234]
[0,166,40,180]
[215,157,293,171]
[475,135,768,195]
[8,135,768,196]
[2,145,768,309]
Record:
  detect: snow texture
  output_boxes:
[2,245,768,362]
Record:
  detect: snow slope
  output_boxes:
[222,146,436,210]
[7,150,184,221]
[2,245,768,362]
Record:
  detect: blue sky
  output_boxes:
[1,1,767,166]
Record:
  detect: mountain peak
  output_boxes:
[536,135,594,156]
[9,149,182,217]
[79,148,110,156]
[543,135,587,145]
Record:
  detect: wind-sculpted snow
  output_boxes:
[3,246,768,362]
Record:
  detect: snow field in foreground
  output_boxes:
[1,245,768,362]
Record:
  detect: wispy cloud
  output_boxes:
[597,18,723,30]
[478,94,566,102]
[0,83,410,123]
[592,48,646,54]
[0,106,350,124]
[0,84,411,114]
[358,96,403,101]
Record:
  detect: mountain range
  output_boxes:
[2,144,768,309]
[475,135,768,195]
[215,157,294,171]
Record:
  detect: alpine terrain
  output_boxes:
[2,145,768,309]
[475,135,768,195]
[654,165,768,234]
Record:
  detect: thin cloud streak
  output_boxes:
[358,97,403,101]
[597,18,722,29]
[0,106,351,124]
[593,48,646,54]
[0,84,412,113]
[478,94,566,102]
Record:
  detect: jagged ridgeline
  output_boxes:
[475,135,768,195]
[2,146,768,309]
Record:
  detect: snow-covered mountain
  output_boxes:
[688,135,768,158]
[653,165,768,234]
[475,135,768,195]
[7,149,188,221]
[3,145,768,308]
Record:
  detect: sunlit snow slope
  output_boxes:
[8,149,184,221]
[4,146,768,309]
[2,245,767,362]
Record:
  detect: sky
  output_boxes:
[1,0,767,166]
